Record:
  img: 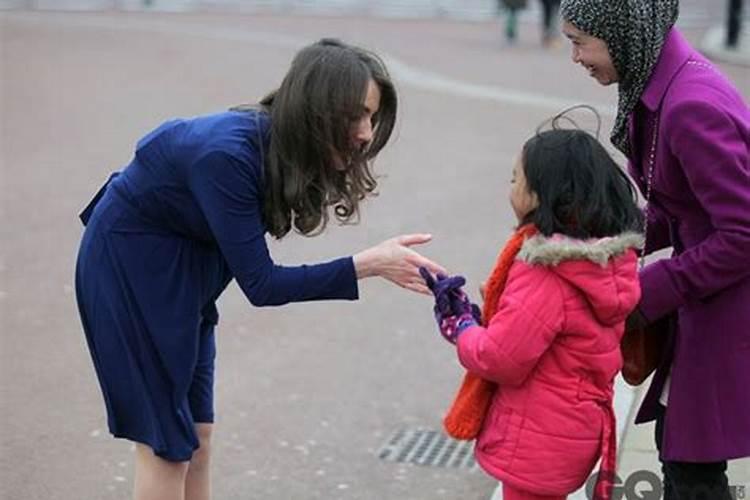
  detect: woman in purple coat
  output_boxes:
[76,38,445,500]
[560,0,749,498]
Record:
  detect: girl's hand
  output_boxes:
[418,267,480,343]
[353,234,447,295]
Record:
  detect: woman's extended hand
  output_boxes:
[353,234,447,295]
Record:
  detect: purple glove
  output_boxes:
[420,267,480,344]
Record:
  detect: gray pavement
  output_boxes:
[700,23,750,67]
[1,4,748,500]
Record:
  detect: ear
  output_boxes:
[529,190,540,212]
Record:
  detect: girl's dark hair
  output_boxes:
[520,106,643,238]
[256,38,397,239]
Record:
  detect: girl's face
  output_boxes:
[332,79,381,170]
[562,21,619,86]
[510,156,539,223]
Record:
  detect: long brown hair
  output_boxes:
[259,38,397,239]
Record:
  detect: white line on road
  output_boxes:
[4,11,613,116]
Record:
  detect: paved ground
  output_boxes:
[1,3,748,499]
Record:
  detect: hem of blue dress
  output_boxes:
[110,431,198,463]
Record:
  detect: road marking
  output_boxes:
[4,11,613,116]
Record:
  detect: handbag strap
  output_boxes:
[640,113,660,270]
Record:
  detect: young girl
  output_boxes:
[422,117,644,500]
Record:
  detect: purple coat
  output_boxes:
[627,28,750,462]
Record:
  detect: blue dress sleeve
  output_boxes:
[187,150,358,306]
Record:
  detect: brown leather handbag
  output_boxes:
[621,314,669,386]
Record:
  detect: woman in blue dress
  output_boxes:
[75,38,444,500]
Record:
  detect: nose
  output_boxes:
[571,47,582,64]
[354,116,374,146]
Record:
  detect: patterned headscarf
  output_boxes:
[560,0,679,157]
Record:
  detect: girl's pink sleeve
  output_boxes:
[456,262,564,387]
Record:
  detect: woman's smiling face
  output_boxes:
[562,21,620,86]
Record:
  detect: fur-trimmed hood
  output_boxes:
[517,232,643,325]
[518,232,644,266]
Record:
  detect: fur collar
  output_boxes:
[517,232,644,267]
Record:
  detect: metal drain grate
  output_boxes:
[377,428,478,470]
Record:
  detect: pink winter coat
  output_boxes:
[456,232,642,496]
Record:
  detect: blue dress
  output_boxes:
[75,110,358,461]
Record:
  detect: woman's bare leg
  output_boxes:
[134,443,189,500]
[185,423,213,500]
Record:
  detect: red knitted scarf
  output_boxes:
[443,224,538,440]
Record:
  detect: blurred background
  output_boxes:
[1,1,748,499]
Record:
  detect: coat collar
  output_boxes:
[640,27,693,112]
[517,232,644,267]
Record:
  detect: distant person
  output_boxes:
[497,0,529,45]
[539,0,562,47]
[421,109,644,500]
[75,38,444,500]
[727,0,744,49]
[561,0,750,498]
